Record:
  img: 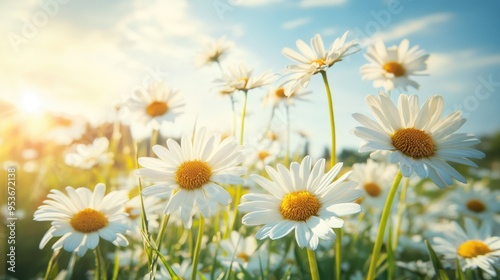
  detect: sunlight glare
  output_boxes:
[20,91,43,114]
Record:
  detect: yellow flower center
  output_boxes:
[258,151,270,161]
[175,160,212,190]
[313,59,326,66]
[275,87,287,98]
[125,207,139,220]
[466,199,487,213]
[238,77,249,88]
[383,61,406,77]
[364,182,382,197]
[70,208,108,233]
[392,128,435,158]
[237,252,250,262]
[279,191,320,221]
[53,116,73,127]
[146,101,168,117]
[457,240,491,258]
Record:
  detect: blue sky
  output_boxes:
[2,0,500,157]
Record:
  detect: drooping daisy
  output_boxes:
[447,181,500,220]
[262,86,311,108]
[352,93,484,188]
[431,218,500,277]
[136,127,245,228]
[239,156,362,250]
[349,159,398,212]
[219,231,281,275]
[44,113,87,145]
[360,39,429,91]
[197,37,232,67]
[215,63,276,94]
[281,32,359,96]
[33,183,129,256]
[64,137,113,169]
[244,139,281,171]
[123,195,164,238]
[124,81,184,129]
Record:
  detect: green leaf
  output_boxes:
[425,240,449,280]
[455,258,466,280]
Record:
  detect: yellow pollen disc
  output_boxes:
[125,207,139,220]
[392,128,435,158]
[268,132,278,141]
[313,59,326,66]
[258,151,270,161]
[70,208,108,233]
[466,199,487,213]
[53,116,73,127]
[146,101,168,117]
[280,191,320,221]
[175,160,212,190]
[275,87,287,98]
[364,182,382,197]
[237,252,250,262]
[383,61,406,77]
[354,197,363,204]
[457,240,491,258]
[238,77,249,88]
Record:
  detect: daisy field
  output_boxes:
[1,1,500,279]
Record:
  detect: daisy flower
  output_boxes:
[136,127,245,228]
[219,231,281,275]
[244,139,281,171]
[215,63,276,94]
[124,195,164,238]
[431,218,500,277]
[352,93,484,188]
[262,86,311,108]
[238,156,362,250]
[281,32,359,96]
[349,159,398,212]
[64,137,113,169]
[360,39,429,91]
[197,37,232,67]
[33,183,129,257]
[447,181,500,220]
[44,113,87,145]
[124,81,184,129]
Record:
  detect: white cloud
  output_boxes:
[236,0,283,7]
[375,13,452,42]
[428,50,500,76]
[299,0,347,8]
[282,18,310,30]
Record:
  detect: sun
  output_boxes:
[20,90,43,114]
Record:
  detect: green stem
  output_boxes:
[334,228,342,280]
[230,95,237,137]
[239,90,248,146]
[65,252,77,280]
[191,216,205,280]
[94,246,106,280]
[366,170,403,280]
[320,70,336,168]
[392,177,410,251]
[112,248,120,280]
[150,128,159,155]
[285,104,291,166]
[226,185,242,239]
[43,249,61,280]
[306,249,320,280]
